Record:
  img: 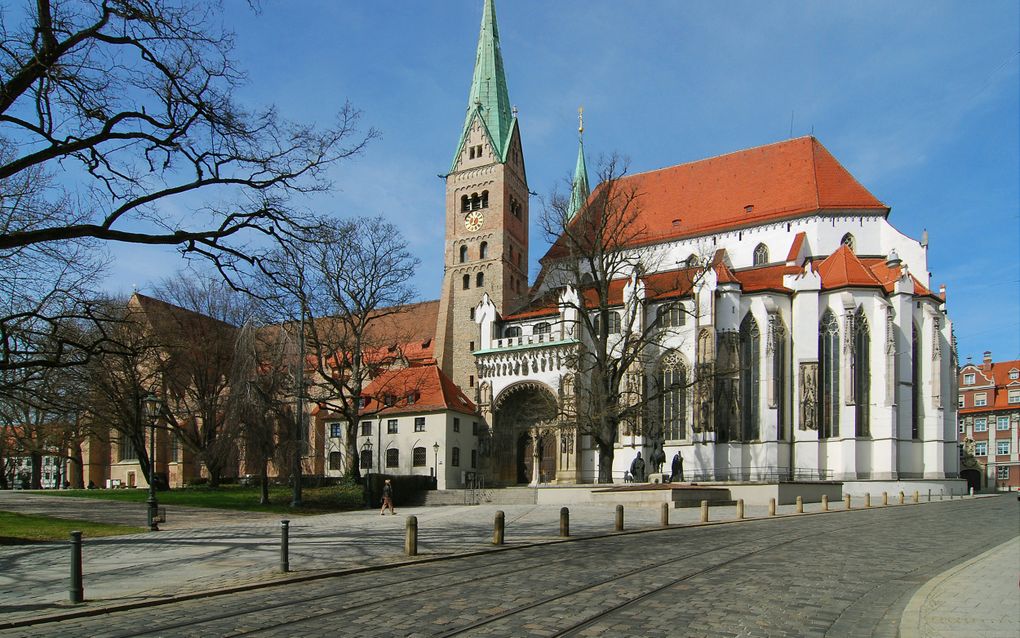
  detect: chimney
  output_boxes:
[982,351,992,370]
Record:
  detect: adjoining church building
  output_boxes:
[437,0,961,495]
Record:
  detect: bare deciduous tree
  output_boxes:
[0,0,376,383]
[540,156,711,483]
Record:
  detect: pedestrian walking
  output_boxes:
[380,479,396,515]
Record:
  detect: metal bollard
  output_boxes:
[865,493,871,508]
[560,507,570,537]
[939,490,944,501]
[405,516,418,556]
[280,520,290,573]
[882,491,888,506]
[844,494,851,510]
[768,498,776,517]
[660,502,670,527]
[899,491,905,505]
[913,490,919,504]
[821,494,829,512]
[927,489,932,502]
[700,500,710,522]
[736,499,744,520]
[796,495,803,514]
[69,531,83,604]
[615,504,625,531]
[493,510,505,545]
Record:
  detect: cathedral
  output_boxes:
[435,0,960,490]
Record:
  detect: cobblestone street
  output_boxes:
[2,495,1015,637]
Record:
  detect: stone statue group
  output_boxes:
[627,450,684,483]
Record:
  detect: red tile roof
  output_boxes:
[359,365,476,417]
[959,358,1020,414]
[540,137,886,264]
[861,259,936,298]
[786,232,807,264]
[815,245,884,290]
[733,264,801,293]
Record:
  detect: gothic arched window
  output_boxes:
[818,310,840,438]
[479,241,488,259]
[533,322,550,335]
[853,309,871,437]
[772,317,788,440]
[841,233,856,252]
[580,272,594,285]
[462,274,470,290]
[739,314,761,441]
[459,245,468,263]
[912,323,921,439]
[753,243,769,266]
[660,351,687,441]
[476,272,484,288]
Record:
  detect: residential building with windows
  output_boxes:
[958,352,1020,491]
[323,365,479,489]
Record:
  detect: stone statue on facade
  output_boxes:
[629,451,646,483]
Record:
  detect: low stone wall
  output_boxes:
[842,478,967,499]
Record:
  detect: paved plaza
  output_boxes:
[0,491,1016,636]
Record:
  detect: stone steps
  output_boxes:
[423,487,538,506]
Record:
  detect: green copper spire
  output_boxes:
[567,108,590,220]
[451,0,515,172]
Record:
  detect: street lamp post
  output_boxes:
[362,439,373,508]
[142,392,162,532]
[433,442,440,487]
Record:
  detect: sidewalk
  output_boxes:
[900,535,1020,638]
[0,491,1007,630]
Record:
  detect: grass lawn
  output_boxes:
[39,484,365,515]
[0,510,145,544]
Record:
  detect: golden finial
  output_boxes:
[578,106,584,135]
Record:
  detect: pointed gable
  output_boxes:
[815,244,884,291]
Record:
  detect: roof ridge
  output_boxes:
[619,135,817,182]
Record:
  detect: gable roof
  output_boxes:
[539,137,886,264]
[359,365,477,417]
[815,244,885,290]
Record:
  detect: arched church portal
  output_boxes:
[492,382,559,485]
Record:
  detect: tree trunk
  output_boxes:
[597,445,615,484]
[30,451,42,489]
[345,421,362,480]
[259,460,269,505]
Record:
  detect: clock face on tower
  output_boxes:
[464,210,484,232]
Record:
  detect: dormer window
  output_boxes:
[1010,370,1019,380]
[963,373,975,385]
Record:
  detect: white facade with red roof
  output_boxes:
[472,133,959,490]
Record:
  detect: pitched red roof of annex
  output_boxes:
[959,358,1020,414]
[359,365,476,417]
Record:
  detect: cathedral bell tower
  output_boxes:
[434,0,529,391]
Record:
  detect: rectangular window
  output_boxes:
[996,441,1010,455]
[170,434,180,463]
[453,418,460,433]
[997,466,1010,480]
[997,416,1010,431]
[471,449,477,469]
[387,419,398,434]
[472,422,479,435]
[975,393,987,407]
[963,373,975,385]
[328,451,343,471]
[451,447,460,467]
[414,417,425,432]
[1008,389,1020,404]
[958,422,965,434]
[329,423,343,438]
[118,437,137,462]
[974,418,987,432]
[958,395,965,408]
[975,441,987,456]
[361,421,372,436]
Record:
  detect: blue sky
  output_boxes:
[109,0,1020,363]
